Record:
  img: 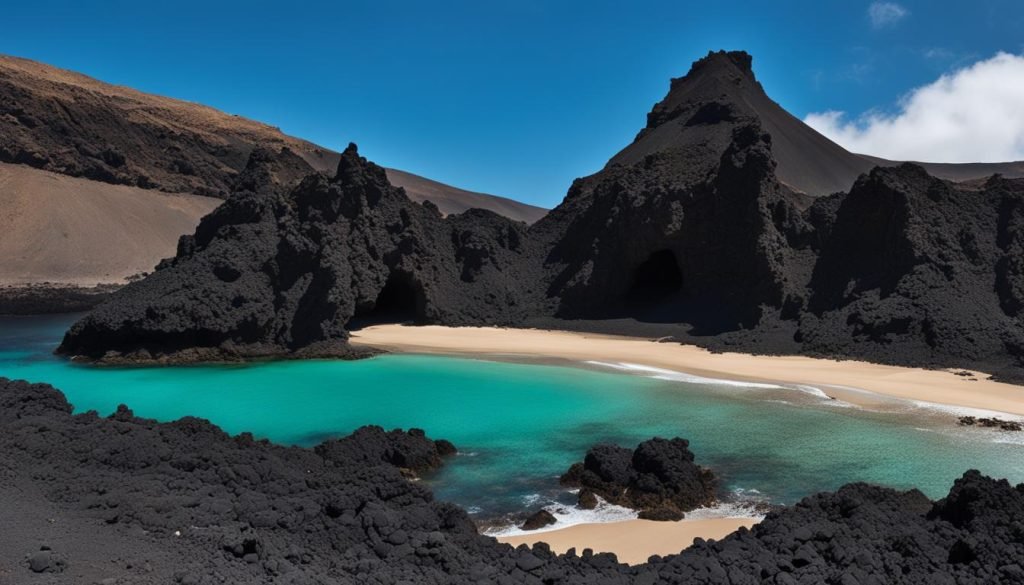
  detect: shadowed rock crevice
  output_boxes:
[347,270,426,330]
[626,249,684,302]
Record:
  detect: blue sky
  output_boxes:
[4,0,1023,207]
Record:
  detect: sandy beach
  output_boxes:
[350,324,1024,417]
[497,517,758,565]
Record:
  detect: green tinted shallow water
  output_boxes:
[2,314,1023,529]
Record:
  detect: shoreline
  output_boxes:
[0,283,120,315]
[349,324,1024,418]
[350,323,1024,560]
[496,517,758,565]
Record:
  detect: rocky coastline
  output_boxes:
[3,376,1024,584]
[53,51,1024,385]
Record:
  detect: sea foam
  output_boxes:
[484,495,638,537]
[585,360,847,406]
[585,361,784,389]
[485,488,768,537]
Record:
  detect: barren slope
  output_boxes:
[0,162,220,286]
[0,54,545,222]
[861,154,1024,182]
[385,168,547,223]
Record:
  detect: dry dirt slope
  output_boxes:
[0,162,220,286]
[0,53,546,221]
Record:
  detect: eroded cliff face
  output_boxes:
[798,167,1024,376]
[538,123,812,333]
[58,51,1024,380]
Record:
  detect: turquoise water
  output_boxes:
[2,314,1023,530]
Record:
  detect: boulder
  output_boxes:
[520,510,557,531]
[561,437,717,520]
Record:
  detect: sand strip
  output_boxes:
[350,325,1024,417]
[496,517,757,565]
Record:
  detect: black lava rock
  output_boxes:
[58,144,533,363]
[3,377,1024,584]
[57,51,1024,383]
[520,510,557,531]
[561,438,718,519]
[314,426,457,476]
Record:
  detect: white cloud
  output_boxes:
[923,48,953,60]
[804,53,1024,163]
[868,2,909,28]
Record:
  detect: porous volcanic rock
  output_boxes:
[560,439,718,520]
[57,144,533,363]
[59,50,1024,381]
[4,377,1024,583]
[314,426,458,477]
[796,167,1024,378]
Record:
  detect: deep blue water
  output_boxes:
[2,314,1023,531]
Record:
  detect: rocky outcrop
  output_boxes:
[796,167,1024,378]
[4,377,1024,583]
[314,425,457,477]
[520,510,558,531]
[537,121,812,332]
[560,438,718,521]
[57,50,1024,382]
[57,144,533,362]
[958,416,1024,432]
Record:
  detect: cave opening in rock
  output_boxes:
[627,249,683,300]
[346,271,424,330]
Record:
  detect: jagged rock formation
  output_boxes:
[58,50,1024,381]
[560,438,718,521]
[58,144,533,362]
[536,121,812,331]
[315,425,457,477]
[797,167,1024,374]
[607,50,874,198]
[0,54,545,314]
[4,377,1024,584]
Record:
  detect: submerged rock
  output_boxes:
[561,438,718,520]
[958,416,1023,431]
